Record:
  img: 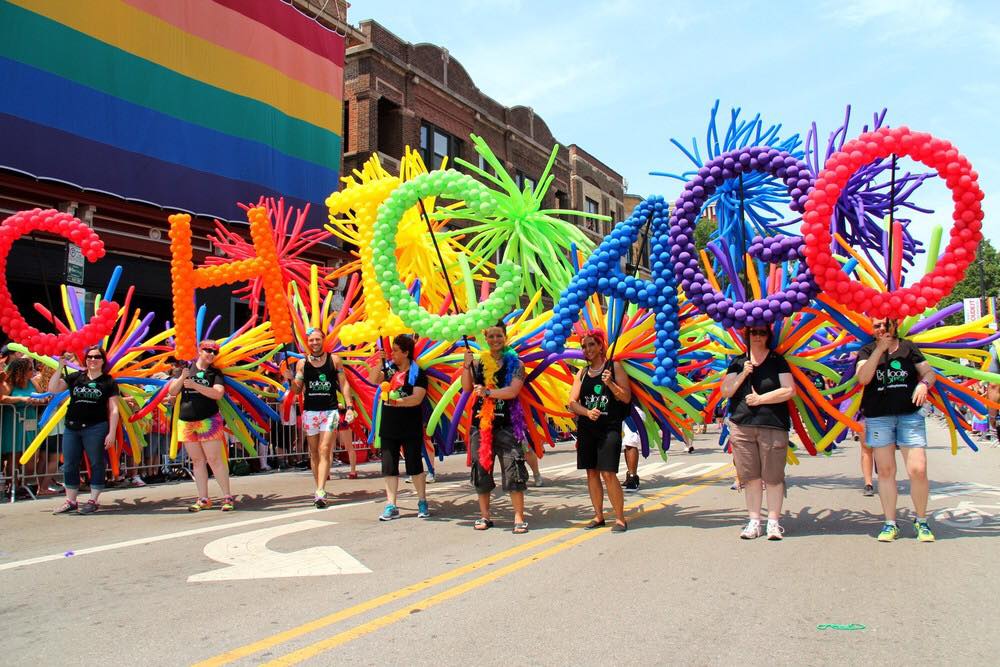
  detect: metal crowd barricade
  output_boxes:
[3,400,375,502]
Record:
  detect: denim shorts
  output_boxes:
[865,412,926,448]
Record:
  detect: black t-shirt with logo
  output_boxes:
[576,366,628,435]
[726,351,792,430]
[302,355,339,411]
[380,362,428,440]
[179,366,223,421]
[857,339,926,418]
[471,355,525,432]
[64,372,119,429]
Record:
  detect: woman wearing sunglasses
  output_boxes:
[49,346,120,515]
[855,318,936,543]
[168,340,233,512]
[719,326,795,540]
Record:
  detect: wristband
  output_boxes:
[919,379,930,388]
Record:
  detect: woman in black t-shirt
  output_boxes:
[367,334,429,521]
[855,317,937,543]
[48,346,120,515]
[719,326,794,540]
[568,329,632,532]
[168,340,232,512]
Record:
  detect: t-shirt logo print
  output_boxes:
[890,360,902,370]
[593,385,603,395]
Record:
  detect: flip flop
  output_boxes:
[513,522,529,534]
[584,519,606,530]
[474,518,494,530]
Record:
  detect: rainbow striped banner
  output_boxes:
[0,0,343,226]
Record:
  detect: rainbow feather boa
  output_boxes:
[477,346,526,471]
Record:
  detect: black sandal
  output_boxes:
[611,521,628,533]
[584,519,606,530]
[474,518,494,530]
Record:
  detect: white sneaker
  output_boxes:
[740,519,763,540]
[766,520,784,541]
[426,473,436,484]
[130,476,146,487]
[533,474,544,488]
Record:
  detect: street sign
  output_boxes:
[188,519,371,582]
[66,243,85,285]
[964,297,983,323]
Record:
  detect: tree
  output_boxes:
[941,239,1000,326]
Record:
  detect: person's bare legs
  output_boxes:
[339,429,357,474]
[601,470,625,525]
[201,439,232,497]
[384,474,399,506]
[873,446,898,522]
[524,446,541,481]
[411,471,427,501]
[764,481,784,520]
[184,442,210,499]
[744,477,763,520]
[624,447,639,477]
[861,442,874,487]
[900,447,928,518]
[477,492,491,521]
[510,490,525,525]
[586,469,604,522]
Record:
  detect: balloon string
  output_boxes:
[416,197,470,350]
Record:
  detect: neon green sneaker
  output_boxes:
[877,523,900,542]
[914,519,935,543]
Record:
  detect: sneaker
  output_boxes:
[314,490,328,509]
[379,504,399,521]
[766,520,784,540]
[188,498,212,512]
[78,500,99,515]
[52,500,78,515]
[347,471,358,480]
[533,474,544,488]
[863,484,875,497]
[417,499,430,518]
[426,473,436,484]
[914,519,935,543]
[877,522,900,542]
[624,474,639,493]
[404,476,412,484]
[220,496,236,512]
[130,475,146,488]
[740,519,763,539]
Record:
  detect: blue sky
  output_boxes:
[352,0,999,251]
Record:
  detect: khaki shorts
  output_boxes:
[729,423,788,485]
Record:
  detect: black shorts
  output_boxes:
[576,428,623,472]
[470,427,528,493]
[380,435,424,477]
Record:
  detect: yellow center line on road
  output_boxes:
[196,465,733,667]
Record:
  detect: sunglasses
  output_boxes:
[748,329,769,336]
[872,322,890,330]
[200,348,218,355]
[85,355,103,360]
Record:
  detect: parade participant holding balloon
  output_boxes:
[568,329,631,532]
[48,347,119,515]
[719,326,794,540]
[368,334,430,521]
[168,340,233,512]
[288,328,355,508]
[855,318,937,543]
[463,322,530,534]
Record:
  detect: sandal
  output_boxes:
[584,519,606,530]
[473,518,494,530]
[611,520,628,533]
[513,522,529,534]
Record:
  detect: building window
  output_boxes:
[584,197,599,215]
[515,171,536,193]
[419,122,459,169]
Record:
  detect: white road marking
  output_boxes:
[0,497,378,573]
[188,520,370,582]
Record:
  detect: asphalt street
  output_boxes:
[2,418,999,665]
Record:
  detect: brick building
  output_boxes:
[342,20,625,244]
